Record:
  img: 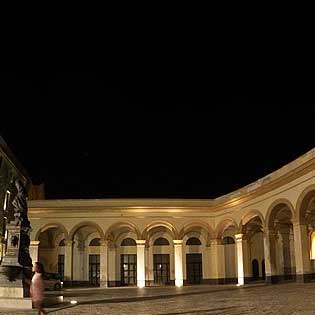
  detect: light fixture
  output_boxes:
[70,300,77,305]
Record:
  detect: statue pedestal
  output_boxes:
[0,222,33,309]
[0,265,32,309]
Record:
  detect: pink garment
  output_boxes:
[30,272,45,302]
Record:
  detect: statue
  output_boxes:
[0,179,32,267]
[12,180,30,229]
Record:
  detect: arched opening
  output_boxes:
[146,225,174,286]
[70,224,103,286]
[185,237,202,284]
[222,226,237,284]
[181,224,209,286]
[252,259,259,280]
[37,225,67,281]
[267,201,296,282]
[297,188,315,278]
[119,237,137,286]
[105,221,140,287]
[241,214,264,282]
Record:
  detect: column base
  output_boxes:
[296,274,312,283]
[137,280,145,288]
[265,275,279,284]
[99,280,108,288]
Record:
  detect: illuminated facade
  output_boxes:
[28,148,315,287]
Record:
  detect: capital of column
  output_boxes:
[293,221,307,228]
[65,240,74,246]
[30,241,40,247]
[136,240,146,245]
[209,238,223,246]
[173,240,183,245]
[100,240,109,246]
[235,233,243,241]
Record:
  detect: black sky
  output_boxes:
[0,72,314,199]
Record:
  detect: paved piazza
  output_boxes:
[2,283,315,314]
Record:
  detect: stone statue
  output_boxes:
[12,180,30,229]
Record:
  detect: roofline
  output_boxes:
[0,135,31,185]
[28,148,315,210]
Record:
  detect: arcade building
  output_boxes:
[2,137,315,288]
[27,148,315,288]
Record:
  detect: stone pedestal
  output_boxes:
[0,222,32,309]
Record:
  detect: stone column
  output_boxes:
[293,222,311,282]
[136,240,146,288]
[99,240,108,287]
[235,234,244,286]
[173,240,183,287]
[263,230,277,284]
[64,240,73,282]
[29,241,40,264]
[0,236,4,262]
[209,239,225,283]
[242,238,251,281]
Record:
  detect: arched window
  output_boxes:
[59,239,65,246]
[121,238,136,246]
[311,231,315,259]
[186,237,201,245]
[154,237,170,246]
[89,238,101,246]
[223,236,235,245]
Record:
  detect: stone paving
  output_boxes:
[2,282,315,314]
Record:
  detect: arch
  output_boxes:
[141,221,179,240]
[223,236,235,244]
[104,221,141,240]
[265,198,296,230]
[179,221,214,239]
[89,238,101,246]
[69,221,105,241]
[154,237,170,246]
[215,218,238,239]
[121,238,137,246]
[59,239,65,246]
[186,237,201,245]
[240,209,265,227]
[296,185,315,224]
[35,223,69,241]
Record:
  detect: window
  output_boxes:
[121,238,136,246]
[154,238,170,246]
[89,255,100,285]
[89,238,101,246]
[3,190,10,211]
[186,237,201,245]
[223,236,235,245]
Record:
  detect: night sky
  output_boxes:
[0,72,314,199]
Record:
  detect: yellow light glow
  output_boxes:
[311,232,315,259]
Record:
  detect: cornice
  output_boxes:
[28,148,315,215]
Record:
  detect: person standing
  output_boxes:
[30,262,47,315]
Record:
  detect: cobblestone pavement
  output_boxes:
[2,282,315,314]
